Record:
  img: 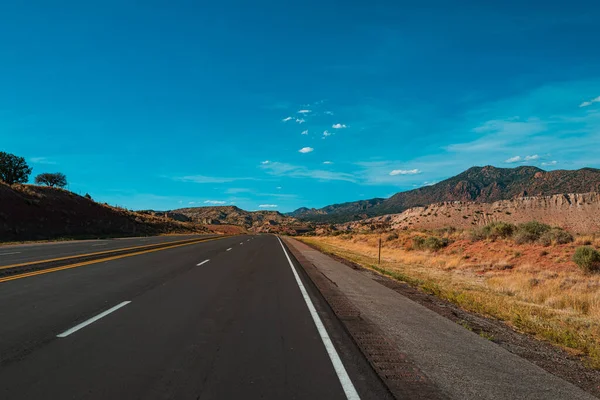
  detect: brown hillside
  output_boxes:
[0,183,208,242]
[336,192,600,234]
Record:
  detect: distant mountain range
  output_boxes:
[287,166,600,223]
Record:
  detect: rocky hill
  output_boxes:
[291,166,600,223]
[0,183,208,242]
[169,206,312,234]
[335,192,600,234]
[286,198,385,222]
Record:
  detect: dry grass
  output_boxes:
[300,231,600,368]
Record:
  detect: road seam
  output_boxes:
[277,236,360,400]
[57,301,131,337]
[0,237,227,284]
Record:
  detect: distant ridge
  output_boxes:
[288,166,600,223]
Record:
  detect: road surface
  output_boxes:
[0,234,390,400]
[0,234,212,266]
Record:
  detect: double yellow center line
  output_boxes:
[0,236,226,283]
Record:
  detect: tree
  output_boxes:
[35,172,67,188]
[0,151,32,185]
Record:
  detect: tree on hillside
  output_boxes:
[0,151,32,185]
[34,172,67,188]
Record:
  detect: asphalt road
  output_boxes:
[0,234,212,266]
[0,234,391,400]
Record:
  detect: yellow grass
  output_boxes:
[299,233,600,368]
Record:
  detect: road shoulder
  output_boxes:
[283,237,598,400]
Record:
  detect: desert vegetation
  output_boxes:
[300,221,600,368]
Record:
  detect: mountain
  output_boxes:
[168,205,311,233]
[0,183,207,242]
[290,166,600,223]
[286,198,386,222]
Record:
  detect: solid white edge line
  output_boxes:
[197,259,210,266]
[57,301,131,338]
[277,236,360,400]
[0,252,21,255]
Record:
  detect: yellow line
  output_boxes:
[0,236,219,271]
[0,236,226,284]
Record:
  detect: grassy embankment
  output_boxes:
[300,222,600,368]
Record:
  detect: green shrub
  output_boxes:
[424,236,449,251]
[539,228,574,246]
[386,232,399,242]
[412,236,426,250]
[470,221,516,241]
[573,246,600,273]
[514,221,552,244]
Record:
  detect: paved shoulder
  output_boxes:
[285,238,597,400]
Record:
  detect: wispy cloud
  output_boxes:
[172,175,254,184]
[324,111,334,115]
[282,116,293,122]
[260,162,356,182]
[332,123,347,129]
[261,160,270,164]
[259,204,278,208]
[542,160,558,166]
[225,188,252,194]
[323,161,333,164]
[295,118,305,124]
[389,169,421,176]
[301,130,308,135]
[204,200,226,205]
[579,96,600,108]
[322,130,332,138]
[29,157,57,165]
[505,154,539,163]
[299,147,314,153]
[297,109,311,114]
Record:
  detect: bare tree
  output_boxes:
[35,172,67,188]
[0,152,32,185]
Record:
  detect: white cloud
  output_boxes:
[322,130,332,137]
[259,204,278,208]
[323,161,333,164]
[295,118,305,124]
[204,200,227,205]
[276,186,282,189]
[542,160,558,166]
[389,169,421,176]
[29,157,57,165]
[260,162,356,182]
[172,175,253,184]
[297,109,311,114]
[299,147,314,153]
[261,160,270,164]
[282,116,293,122]
[332,123,347,129]
[188,201,196,204]
[324,111,334,115]
[505,154,538,163]
[579,96,600,107]
[301,130,308,135]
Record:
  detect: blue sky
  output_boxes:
[2,1,600,212]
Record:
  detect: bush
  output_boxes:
[514,221,552,244]
[470,221,516,241]
[412,236,449,251]
[386,232,399,242]
[539,228,574,246]
[0,151,32,185]
[573,246,600,273]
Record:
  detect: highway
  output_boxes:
[0,234,212,266]
[0,234,391,400]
